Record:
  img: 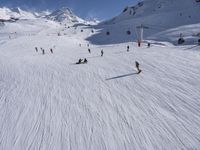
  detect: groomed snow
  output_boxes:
[0,20,200,150]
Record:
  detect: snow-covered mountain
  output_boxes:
[0,7,35,20]
[1,1,200,150]
[105,0,200,26]
[45,7,84,23]
[33,10,51,18]
[87,0,200,45]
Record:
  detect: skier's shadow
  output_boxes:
[106,72,138,81]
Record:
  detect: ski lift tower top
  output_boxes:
[136,24,149,42]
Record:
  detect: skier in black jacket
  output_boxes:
[135,61,142,74]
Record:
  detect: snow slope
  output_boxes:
[45,7,84,23]
[0,7,35,20]
[87,0,200,45]
[0,13,200,150]
[149,23,200,45]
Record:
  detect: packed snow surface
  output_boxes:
[0,1,200,149]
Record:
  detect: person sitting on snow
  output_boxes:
[76,59,83,64]
[83,58,88,63]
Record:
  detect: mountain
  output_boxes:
[87,0,200,45]
[0,7,35,20]
[1,1,200,150]
[34,10,51,18]
[45,7,84,23]
[105,0,200,26]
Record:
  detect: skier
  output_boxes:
[42,49,45,55]
[127,45,130,52]
[101,50,104,57]
[87,44,90,47]
[198,39,200,45]
[138,40,141,47]
[35,47,38,52]
[147,42,151,48]
[79,43,82,47]
[50,48,53,54]
[88,48,91,53]
[135,61,142,74]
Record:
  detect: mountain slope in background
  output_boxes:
[87,0,200,45]
[0,7,35,20]
[45,7,84,23]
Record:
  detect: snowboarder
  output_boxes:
[88,48,91,53]
[50,48,53,54]
[147,42,151,48]
[101,50,104,57]
[35,47,38,52]
[127,45,130,52]
[135,61,142,74]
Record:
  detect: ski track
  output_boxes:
[0,29,200,150]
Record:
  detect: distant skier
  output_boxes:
[79,44,82,47]
[135,61,142,74]
[138,40,141,47]
[87,44,90,47]
[35,47,38,52]
[147,42,151,48]
[88,48,91,53]
[42,49,45,55]
[198,39,200,45]
[101,50,104,57]
[50,48,53,54]
[127,45,130,52]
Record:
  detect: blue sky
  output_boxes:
[0,0,140,20]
